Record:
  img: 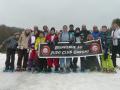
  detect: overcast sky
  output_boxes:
[0,0,120,30]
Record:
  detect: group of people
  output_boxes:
[0,18,120,73]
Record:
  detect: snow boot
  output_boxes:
[66,67,71,73]
[47,67,52,73]
[3,67,9,72]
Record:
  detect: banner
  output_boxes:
[38,40,102,58]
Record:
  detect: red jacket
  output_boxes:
[46,34,58,42]
[29,49,38,60]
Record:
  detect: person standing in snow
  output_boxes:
[59,25,73,73]
[46,27,59,72]
[111,18,120,68]
[79,25,91,72]
[27,26,40,72]
[35,31,47,72]
[16,29,31,71]
[68,24,75,71]
[0,33,20,72]
[85,34,101,71]
[72,27,82,72]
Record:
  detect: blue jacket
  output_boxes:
[92,31,100,40]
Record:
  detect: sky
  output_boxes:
[0,0,120,30]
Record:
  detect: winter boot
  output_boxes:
[66,67,71,73]
[54,67,59,73]
[59,67,65,73]
[47,67,52,72]
[3,67,9,72]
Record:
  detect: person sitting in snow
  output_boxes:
[0,33,20,72]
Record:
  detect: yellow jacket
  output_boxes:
[35,37,46,50]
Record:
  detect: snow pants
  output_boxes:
[17,49,28,69]
[47,58,59,68]
[5,48,16,70]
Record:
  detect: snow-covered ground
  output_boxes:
[0,53,120,90]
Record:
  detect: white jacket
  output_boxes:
[111,28,120,46]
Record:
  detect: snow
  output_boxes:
[0,53,120,90]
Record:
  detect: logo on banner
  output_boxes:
[90,43,100,53]
[41,46,51,56]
